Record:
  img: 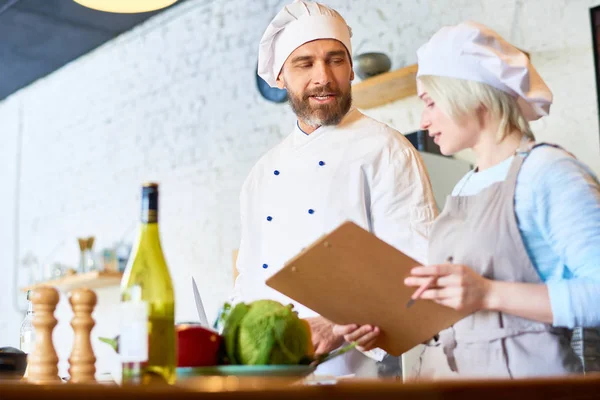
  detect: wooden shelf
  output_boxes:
[352,64,418,109]
[21,270,123,293]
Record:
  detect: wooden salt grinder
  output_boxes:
[68,288,97,383]
[27,286,61,384]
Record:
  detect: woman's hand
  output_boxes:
[404,263,493,313]
[332,324,380,352]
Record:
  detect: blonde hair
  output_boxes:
[418,75,535,141]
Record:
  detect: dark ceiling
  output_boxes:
[0,0,181,101]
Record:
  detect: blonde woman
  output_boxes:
[334,21,600,379]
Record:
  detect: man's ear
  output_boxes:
[275,72,286,90]
[350,69,355,82]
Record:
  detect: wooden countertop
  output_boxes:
[2,374,600,400]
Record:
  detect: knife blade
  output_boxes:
[192,277,209,327]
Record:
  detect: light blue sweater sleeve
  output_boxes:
[515,146,600,328]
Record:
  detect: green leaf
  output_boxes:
[98,336,119,353]
[221,303,250,365]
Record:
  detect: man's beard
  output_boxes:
[288,83,352,128]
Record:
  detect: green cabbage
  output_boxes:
[222,300,313,365]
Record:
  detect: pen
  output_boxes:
[406,256,453,308]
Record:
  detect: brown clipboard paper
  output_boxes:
[265,220,470,357]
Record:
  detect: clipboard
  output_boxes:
[265,221,469,357]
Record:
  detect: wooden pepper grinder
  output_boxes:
[27,286,61,384]
[68,288,97,383]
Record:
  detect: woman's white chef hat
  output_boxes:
[257,0,352,87]
[417,21,552,121]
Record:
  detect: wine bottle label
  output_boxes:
[119,301,149,362]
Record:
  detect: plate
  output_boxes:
[177,364,315,378]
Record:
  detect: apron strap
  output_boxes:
[504,139,577,198]
[504,137,535,186]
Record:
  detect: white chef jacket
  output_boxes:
[231,107,438,377]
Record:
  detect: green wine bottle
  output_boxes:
[120,182,176,385]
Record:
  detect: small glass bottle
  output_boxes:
[78,237,98,273]
[20,290,35,354]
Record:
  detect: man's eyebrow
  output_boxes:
[326,50,347,58]
[290,55,314,64]
[290,50,348,64]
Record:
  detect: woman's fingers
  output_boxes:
[435,273,464,287]
[332,324,357,337]
[357,338,378,352]
[404,276,435,287]
[333,324,381,349]
[354,326,380,347]
[406,265,466,287]
[342,324,375,343]
[410,264,455,276]
[417,287,461,301]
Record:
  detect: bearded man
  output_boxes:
[230,0,438,378]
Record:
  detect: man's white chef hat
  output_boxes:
[257,0,352,88]
[417,21,552,121]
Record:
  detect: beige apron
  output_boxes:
[412,142,583,380]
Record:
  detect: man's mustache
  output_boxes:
[303,85,341,100]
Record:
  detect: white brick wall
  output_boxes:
[1,0,598,379]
